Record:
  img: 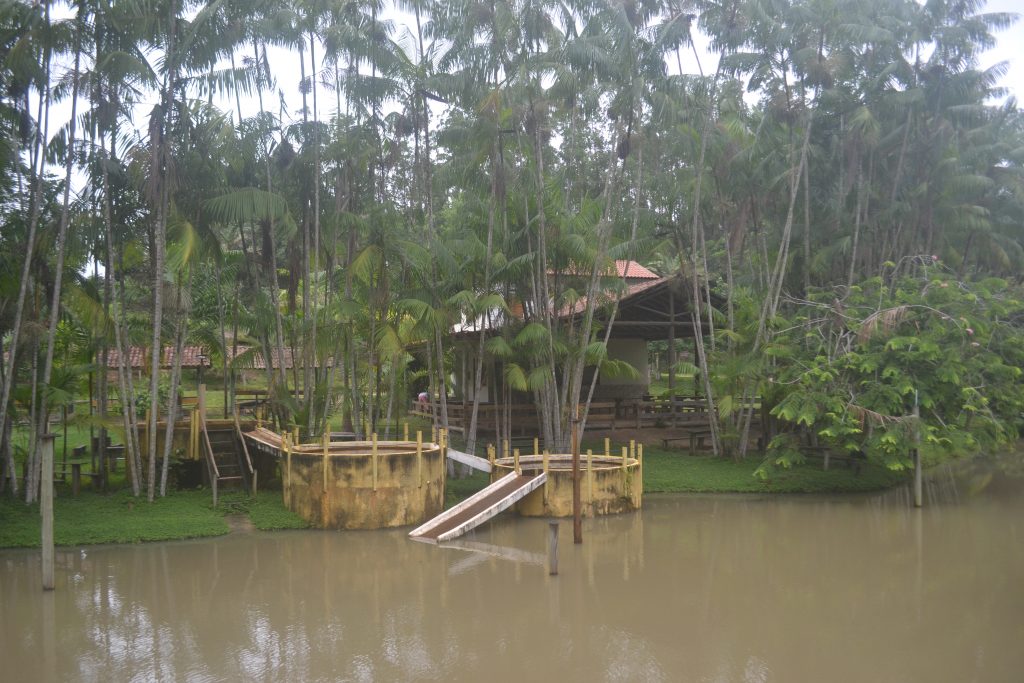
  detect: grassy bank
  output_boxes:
[1,436,906,549]
[640,447,908,494]
[443,440,909,505]
[0,488,306,549]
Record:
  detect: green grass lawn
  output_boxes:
[442,440,910,506]
[639,445,909,494]
[0,487,306,549]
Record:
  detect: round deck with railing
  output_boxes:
[491,452,642,517]
[281,439,446,530]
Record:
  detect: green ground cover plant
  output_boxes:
[0,487,306,548]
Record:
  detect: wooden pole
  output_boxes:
[322,432,329,494]
[668,287,676,427]
[543,449,550,506]
[284,433,292,508]
[372,432,378,491]
[913,401,922,508]
[403,422,409,442]
[604,437,610,457]
[587,449,593,503]
[638,443,644,493]
[572,410,582,545]
[513,448,521,475]
[416,430,423,488]
[534,437,539,456]
[548,522,559,576]
[41,433,55,591]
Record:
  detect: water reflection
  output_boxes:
[2,461,1023,682]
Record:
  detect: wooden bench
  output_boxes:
[58,460,98,495]
[662,425,713,453]
[801,447,866,474]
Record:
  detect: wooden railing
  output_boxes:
[198,413,221,506]
[233,408,257,495]
[409,395,720,433]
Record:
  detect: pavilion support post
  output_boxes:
[587,449,594,503]
[913,402,922,508]
[668,287,676,427]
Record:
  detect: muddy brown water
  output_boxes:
[2,462,1022,682]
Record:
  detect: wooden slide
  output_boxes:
[409,471,546,543]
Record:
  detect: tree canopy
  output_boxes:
[2,0,1023,500]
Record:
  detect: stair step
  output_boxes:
[218,475,244,482]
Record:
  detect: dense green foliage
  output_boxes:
[759,270,1024,472]
[1,0,1023,505]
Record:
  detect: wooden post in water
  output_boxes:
[913,401,922,508]
[40,433,55,591]
[548,522,559,576]
[513,448,521,475]
[572,410,582,545]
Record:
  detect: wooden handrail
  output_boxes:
[233,408,257,495]
[199,413,220,506]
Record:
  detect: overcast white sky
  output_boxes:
[250,0,1023,131]
[41,1,1024,170]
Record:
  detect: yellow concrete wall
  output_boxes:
[283,444,445,529]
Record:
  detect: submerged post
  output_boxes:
[572,410,582,545]
[41,433,55,591]
[548,522,559,576]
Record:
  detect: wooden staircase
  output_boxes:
[199,414,256,505]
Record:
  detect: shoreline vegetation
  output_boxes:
[1,436,910,550]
